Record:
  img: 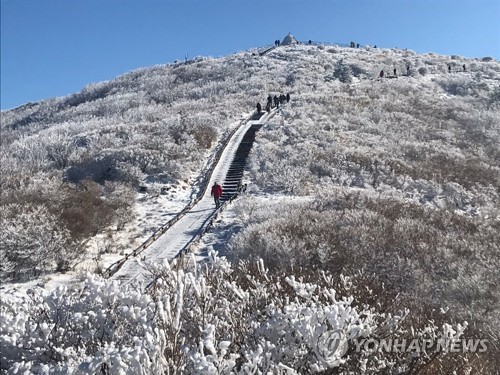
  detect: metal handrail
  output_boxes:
[104,116,249,278]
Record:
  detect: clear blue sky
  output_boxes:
[1,0,499,110]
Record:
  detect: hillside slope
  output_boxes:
[1,43,499,373]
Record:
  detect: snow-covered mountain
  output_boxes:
[1,43,499,373]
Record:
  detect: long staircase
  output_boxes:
[221,121,262,203]
[109,111,270,286]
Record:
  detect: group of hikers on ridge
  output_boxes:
[256,93,290,114]
[379,65,411,78]
[379,63,467,79]
[449,64,467,73]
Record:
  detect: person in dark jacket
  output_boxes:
[211,182,222,208]
[273,95,279,108]
[286,93,290,103]
[267,95,273,107]
[379,70,384,78]
[256,102,262,114]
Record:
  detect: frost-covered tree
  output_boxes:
[332,59,353,83]
[0,204,75,280]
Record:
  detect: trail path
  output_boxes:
[111,111,273,286]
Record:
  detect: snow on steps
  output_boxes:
[109,110,273,286]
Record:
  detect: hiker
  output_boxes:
[286,93,290,103]
[393,68,397,77]
[265,102,271,113]
[256,102,262,114]
[211,182,222,209]
[406,64,410,75]
[267,94,273,107]
[463,64,466,72]
[279,94,286,104]
[356,43,360,48]
[379,70,384,78]
[448,65,451,73]
[273,95,279,108]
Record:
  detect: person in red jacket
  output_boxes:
[211,182,222,208]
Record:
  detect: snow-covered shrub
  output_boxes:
[328,59,353,83]
[0,204,75,280]
[1,172,135,269]
[56,180,133,241]
[229,192,500,329]
[418,67,428,76]
[1,253,487,374]
[488,86,500,108]
[435,76,474,96]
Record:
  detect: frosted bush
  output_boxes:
[0,204,75,280]
[0,253,477,373]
